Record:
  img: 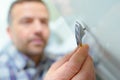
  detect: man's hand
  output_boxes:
[44,45,96,80]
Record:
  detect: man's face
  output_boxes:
[8,2,50,56]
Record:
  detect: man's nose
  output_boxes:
[33,20,43,32]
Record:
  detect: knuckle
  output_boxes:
[68,62,80,73]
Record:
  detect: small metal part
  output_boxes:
[75,21,86,46]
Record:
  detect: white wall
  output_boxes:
[0,0,14,50]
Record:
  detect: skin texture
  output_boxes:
[7,2,96,80]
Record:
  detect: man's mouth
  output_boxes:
[31,39,44,45]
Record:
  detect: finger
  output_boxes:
[48,47,79,72]
[45,47,79,79]
[72,56,96,80]
[52,44,89,80]
[69,44,89,66]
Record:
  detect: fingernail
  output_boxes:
[83,44,89,50]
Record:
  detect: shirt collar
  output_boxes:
[6,42,54,71]
[7,43,35,70]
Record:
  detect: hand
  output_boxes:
[44,45,96,80]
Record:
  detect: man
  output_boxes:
[0,0,95,80]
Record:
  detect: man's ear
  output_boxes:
[7,26,12,39]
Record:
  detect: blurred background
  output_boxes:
[0,0,120,80]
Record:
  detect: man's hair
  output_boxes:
[8,0,46,25]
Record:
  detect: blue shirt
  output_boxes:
[0,43,54,80]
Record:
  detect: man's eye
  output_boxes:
[21,19,33,24]
[41,20,48,26]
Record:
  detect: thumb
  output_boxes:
[51,45,89,80]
